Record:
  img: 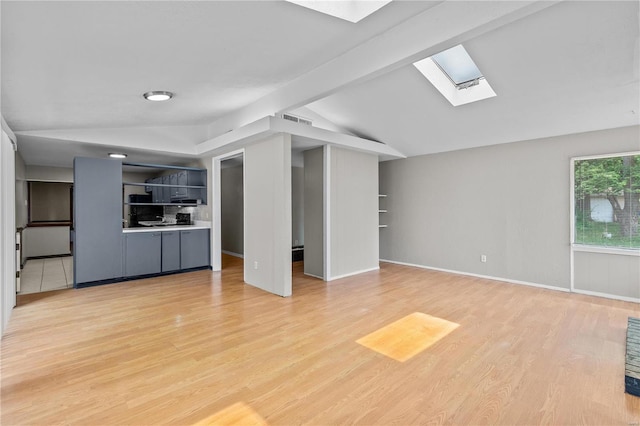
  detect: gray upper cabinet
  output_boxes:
[74,157,123,286]
[129,164,207,205]
[124,232,162,276]
[162,175,171,204]
[151,177,163,203]
[171,170,206,203]
[174,170,188,199]
[180,229,210,269]
[169,173,180,200]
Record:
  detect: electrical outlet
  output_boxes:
[481,254,487,263]
[253,261,258,270]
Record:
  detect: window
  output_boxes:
[431,44,484,89]
[28,181,72,224]
[413,44,496,106]
[573,153,640,250]
[285,0,392,23]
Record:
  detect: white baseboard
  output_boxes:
[380,259,639,304]
[222,250,244,259]
[571,288,640,303]
[304,272,324,280]
[327,266,380,282]
[379,259,570,293]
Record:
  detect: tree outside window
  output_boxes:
[574,154,640,249]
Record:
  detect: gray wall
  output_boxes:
[221,164,244,256]
[292,166,304,247]
[25,165,73,182]
[29,182,71,222]
[244,134,292,297]
[379,125,640,299]
[22,226,70,257]
[574,251,639,299]
[304,147,324,278]
[329,146,379,279]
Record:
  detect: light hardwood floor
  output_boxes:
[2,255,639,425]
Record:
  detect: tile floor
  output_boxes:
[19,256,73,295]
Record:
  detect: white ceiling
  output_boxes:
[1,1,638,168]
[307,0,640,156]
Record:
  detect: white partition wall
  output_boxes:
[244,134,292,297]
[327,146,379,280]
[1,129,17,335]
[304,145,380,281]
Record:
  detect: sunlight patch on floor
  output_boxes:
[192,402,268,426]
[356,312,459,362]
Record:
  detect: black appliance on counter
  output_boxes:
[176,213,191,225]
[128,194,163,227]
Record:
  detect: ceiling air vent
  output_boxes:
[279,113,312,126]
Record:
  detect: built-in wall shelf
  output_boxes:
[123,161,205,171]
[379,194,387,228]
[125,203,201,206]
[123,181,206,190]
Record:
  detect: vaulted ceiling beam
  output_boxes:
[201,0,560,150]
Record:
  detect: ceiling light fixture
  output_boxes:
[143,91,173,101]
[108,153,127,159]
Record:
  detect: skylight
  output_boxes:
[431,45,483,88]
[286,0,392,23]
[414,44,496,106]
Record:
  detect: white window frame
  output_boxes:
[569,151,640,257]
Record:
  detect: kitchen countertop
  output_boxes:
[122,225,210,234]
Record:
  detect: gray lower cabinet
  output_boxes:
[161,231,180,272]
[122,228,209,278]
[180,229,210,269]
[124,232,162,276]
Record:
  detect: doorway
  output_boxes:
[19,180,74,295]
[220,154,244,269]
[212,150,245,272]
